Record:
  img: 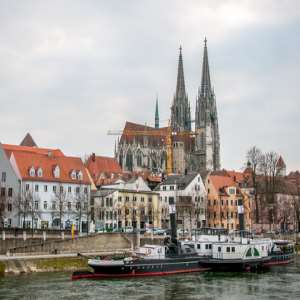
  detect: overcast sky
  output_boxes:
[0,1,299,172]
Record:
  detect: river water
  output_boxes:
[0,258,299,300]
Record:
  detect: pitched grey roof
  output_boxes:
[156,173,198,191]
[92,189,116,197]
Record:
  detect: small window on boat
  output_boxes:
[218,247,221,252]
[231,247,235,252]
[209,244,212,249]
[226,247,230,253]
[197,244,201,250]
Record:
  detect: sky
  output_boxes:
[0,0,299,172]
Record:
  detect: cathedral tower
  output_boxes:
[195,38,220,171]
[155,97,159,129]
[171,46,191,132]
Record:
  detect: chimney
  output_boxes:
[48,151,52,158]
[92,153,96,162]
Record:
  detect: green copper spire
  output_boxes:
[155,96,159,129]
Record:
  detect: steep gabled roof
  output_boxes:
[85,154,122,185]
[3,144,64,159]
[20,133,37,147]
[157,173,198,190]
[12,151,90,184]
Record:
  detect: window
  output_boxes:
[68,186,72,193]
[29,167,35,177]
[0,188,5,197]
[35,185,39,192]
[133,196,137,201]
[231,247,235,252]
[1,172,6,182]
[76,187,80,194]
[226,247,230,253]
[53,166,60,178]
[84,187,88,194]
[77,171,83,180]
[71,170,77,180]
[8,188,13,197]
[109,198,113,207]
[76,202,80,210]
[52,202,56,210]
[162,186,166,191]
[125,196,129,202]
[148,197,152,203]
[60,186,64,193]
[208,188,210,194]
[205,244,209,250]
[34,201,39,210]
[68,202,71,210]
[228,188,235,195]
[53,186,57,193]
[221,200,224,206]
[7,203,12,212]
[44,185,48,192]
[26,184,30,191]
[118,196,122,202]
[197,244,201,250]
[44,201,47,209]
[209,244,212,249]
[218,247,221,252]
[170,186,174,191]
[141,197,144,202]
[37,168,43,177]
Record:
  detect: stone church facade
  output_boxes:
[116,39,220,174]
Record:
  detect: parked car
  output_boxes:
[122,226,134,233]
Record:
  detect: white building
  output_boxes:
[156,173,207,231]
[0,143,91,231]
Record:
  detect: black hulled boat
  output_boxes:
[72,197,209,280]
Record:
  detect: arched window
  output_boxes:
[161,152,167,170]
[136,150,142,167]
[200,132,205,150]
[119,149,123,168]
[200,103,205,121]
[126,149,133,171]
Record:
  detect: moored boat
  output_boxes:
[72,197,209,280]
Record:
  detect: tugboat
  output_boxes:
[72,197,209,280]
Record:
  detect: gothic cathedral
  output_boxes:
[116,39,220,173]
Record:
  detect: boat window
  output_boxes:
[197,244,201,249]
[231,247,235,252]
[209,244,212,249]
[226,247,230,253]
[218,247,221,252]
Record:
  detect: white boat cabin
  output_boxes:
[211,241,270,260]
[136,245,166,259]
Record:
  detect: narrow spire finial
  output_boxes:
[204,37,207,46]
[155,95,159,129]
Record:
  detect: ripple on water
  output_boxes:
[0,260,300,300]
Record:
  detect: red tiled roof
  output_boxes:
[120,121,168,146]
[3,144,64,159]
[12,151,90,184]
[276,156,286,168]
[209,175,236,192]
[226,170,245,183]
[85,154,122,184]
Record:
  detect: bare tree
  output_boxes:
[246,146,262,223]
[53,184,68,230]
[0,188,7,228]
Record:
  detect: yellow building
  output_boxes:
[91,177,161,230]
[206,172,251,231]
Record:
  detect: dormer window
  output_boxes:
[37,167,43,177]
[77,171,83,180]
[29,166,35,177]
[53,165,60,178]
[70,170,77,180]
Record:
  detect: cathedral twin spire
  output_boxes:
[171,46,191,132]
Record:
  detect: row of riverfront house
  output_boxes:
[0,134,298,234]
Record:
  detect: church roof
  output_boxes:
[20,133,37,147]
[200,38,212,96]
[120,121,169,147]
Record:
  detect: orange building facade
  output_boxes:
[206,172,252,231]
